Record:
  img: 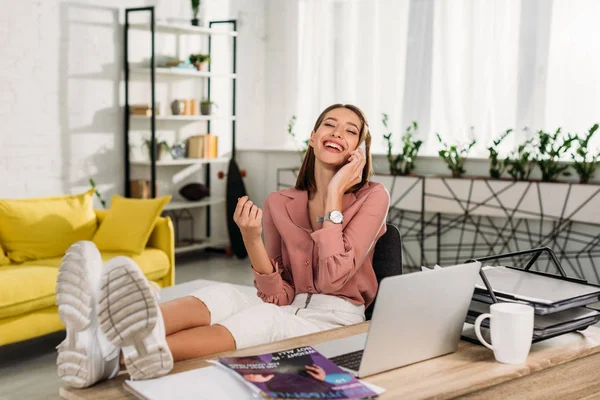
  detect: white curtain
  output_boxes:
[295,0,600,157]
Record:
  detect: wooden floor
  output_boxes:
[0,252,253,400]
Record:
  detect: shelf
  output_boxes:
[131,157,230,166]
[130,115,236,122]
[130,67,237,79]
[174,238,229,255]
[164,197,225,211]
[128,22,238,36]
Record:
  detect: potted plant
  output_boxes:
[286,115,309,163]
[436,131,476,179]
[382,114,423,176]
[532,127,577,182]
[200,98,216,115]
[191,0,200,26]
[572,123,600,184]
[488,129,512,179]
[189,53,210,71]
[143,136,172,161]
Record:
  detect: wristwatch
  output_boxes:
[317,210,344,224]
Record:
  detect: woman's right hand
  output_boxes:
[233,196,263,242]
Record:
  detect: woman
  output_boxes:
[56,104,390,388]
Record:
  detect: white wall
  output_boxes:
[0,0,267,206]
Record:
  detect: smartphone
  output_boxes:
[359,141,366,154]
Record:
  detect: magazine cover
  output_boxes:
[218,346,379,400]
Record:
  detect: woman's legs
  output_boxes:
[166,324,236,362]
[160,296,211,335]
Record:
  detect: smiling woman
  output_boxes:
[295,103,373,196]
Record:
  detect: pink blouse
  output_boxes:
[253,181,390,307]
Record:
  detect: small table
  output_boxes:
[60,324,600,399]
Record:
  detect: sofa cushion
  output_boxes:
[92,195,171,254]
[0,265,59,319]
[0,243,9,266]
[20,248,170,282]
[2,248,170,319]
[0,189,97,262]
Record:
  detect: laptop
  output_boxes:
[313,261,482,378]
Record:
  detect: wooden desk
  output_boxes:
[60,324,600,400]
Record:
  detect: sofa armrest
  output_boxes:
[94,209,176,287]
[147,216,175,287]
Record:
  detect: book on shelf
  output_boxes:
[216,346,382,399]
[186,133,218,159]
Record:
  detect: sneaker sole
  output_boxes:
[98,256,173,380]
[55,241,102,388]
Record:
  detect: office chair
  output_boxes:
[365,223,403,320]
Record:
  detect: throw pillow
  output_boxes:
[0,188,97,262]
[179,183,210,201]
[92,194,171,254]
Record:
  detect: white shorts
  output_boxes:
[189,283,365,349]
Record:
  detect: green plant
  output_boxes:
[89,178,106,209]
[286,115,309,162]
[191,0,200,18]
[189,53,210,65]
[382,114,422,176]
[143,136,170,158]
[488,129,512,179]
[504,131,534,181]
[571,123,600,184]
[201,98,213,106]
[436,131,476,178]
[532,127,577,182]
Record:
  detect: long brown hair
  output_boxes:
[295,104,373,195]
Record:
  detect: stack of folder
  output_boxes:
[462,248,600,344]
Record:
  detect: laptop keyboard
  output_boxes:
[329,349,364,372]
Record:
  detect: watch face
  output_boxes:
[330,210,343,224]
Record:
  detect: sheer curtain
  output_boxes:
[295,0,600,156]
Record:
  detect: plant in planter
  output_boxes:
[189,53,210,71]
[436,131,476,178]
[532,127,577,182]
[504,132,534,181]
[191,0,201,26]
[286,115,309,162]
[571,123,600,184]
[382,114,422,176]
[200,98,216,115]
[89,178,107,209]
[488,129,512,179]
[143,136,171,161]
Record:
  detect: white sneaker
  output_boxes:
[98,256,173,381]
[55,241,120,388]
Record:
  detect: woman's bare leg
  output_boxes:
[166,325,236,362]
[160,296,211,335]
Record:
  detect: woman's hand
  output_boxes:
[328,148,366,195]
[233,196,263,242]
[305,364,326,381]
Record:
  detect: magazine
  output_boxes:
[217,346,380,399]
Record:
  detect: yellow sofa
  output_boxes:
[0,209,175,347]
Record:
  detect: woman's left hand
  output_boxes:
[328,148,366,195]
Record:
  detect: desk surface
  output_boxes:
[60,324,600,400]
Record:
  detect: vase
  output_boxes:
[200,103,213,115]
[191,18,199,26]
[171,100,184,116]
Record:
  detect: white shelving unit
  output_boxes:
[164,197,225,211]
[130,157,230,167]
[130,115,236,122]
[128,22,238,37]
[124,8,237,256]
[130,67,237,79]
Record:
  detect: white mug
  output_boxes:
[474,303,534,364]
